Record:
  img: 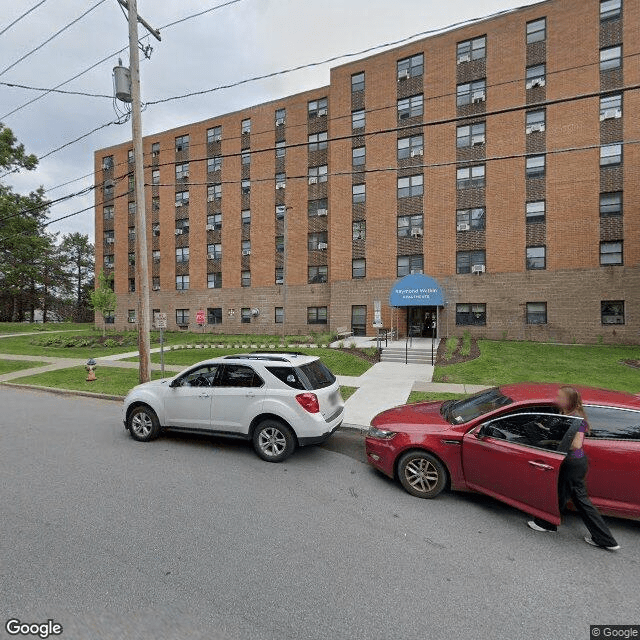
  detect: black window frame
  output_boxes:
[307,306,328,325]
[526,302,547,325]
[456,303,487,326]
[526,245,546,270]
[600,300,625,325]
[207,307,223,325]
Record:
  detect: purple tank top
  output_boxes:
[569,420,588,458]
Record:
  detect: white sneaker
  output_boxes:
[528,520,555,532]
[584,536,620,551]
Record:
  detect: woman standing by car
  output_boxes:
[527,386,620,550]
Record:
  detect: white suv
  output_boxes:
[122,352,344,462]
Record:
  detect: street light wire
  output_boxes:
[0,0,48,38]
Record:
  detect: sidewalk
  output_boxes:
[0,329,89,339]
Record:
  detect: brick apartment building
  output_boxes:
[95,0,639,344]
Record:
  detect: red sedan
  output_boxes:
[365,383,640,525]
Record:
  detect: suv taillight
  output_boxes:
[296,392,320,413]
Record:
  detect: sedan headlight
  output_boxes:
[368,425,397,440]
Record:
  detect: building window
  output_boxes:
[151,169,160,185]
[207,307,222,325]
[601,300,624,325]
[308,131,328,151]
[207,126,222,143]
[526,201,545,223]
[600,192,622,216]
[207,213,222,230]
[600,241,623,265]
[600,94,622,120]
[104,230,115,243]
[456,304,486,326]
[308,165,328,183]
[308,232,328,251]
[526,302,547,325]
[128,173,135,192]
[175,191,189,207]
[129,278,136,292]
[352,110,365,130]
[526,110,546,133]
[457,122,485,148]
[128,201,136,216]
[275,268,284,285]
[207,184,221,201]
[456,208,485,231]
[175,162,189,180]
[351,305,367,336]
[526,246,546,270]
[241,308,251,324]
[152,250,160,262]
[352,220,366,241]
[176,247,189,263]
[351,72,365,92]
[152,277,160,291]
[600,0,621,21]
[102,155,114,170]
[175,219,189,234]
[308,265,328,284]
[456,37,486,63]
[526,18,546,43]
[352,184,366,204]
[275,307,284,324]
[457,80,486,106]
[151,142,160,158]
[352,147,366,167]
[600,46,622,71]
[308,98,328,118]
[525,65,546,89]
[176,275,189,290]
[308,199,328,217]
[275,108,286,126]
[276,204,286,219]
[127,149,134,164]
[128,309,136,323]
[397,214,423,238]
[600,143,622,166]
[397,54,423,79]
[241,118,251,134]
[242,240,251,255]
[207,272,222,289]
[104,254,114,267]
[175,135,189,152]
[456,165,485,189]
[398,94,424,119]
[397,254,424,277]
[104,311,115,324]
[241,151,251,166]
[103,206,114,219]
[397,135,423,159]
[352,259,366,279]
[128,252,136,266]
[275,173,286,190]
[152,196,159,211]
[275,236,284,253]
[456,251,486,274]
[398,174,424,198]
[241,271,251,287]
[176,309,189,325]
[207,156,222,173]
[207,243,222,259]
[526,155,546,178]
[307,307,328,324]
[241,209,251,226]
[275,141,286,159]
[152,222,160,237]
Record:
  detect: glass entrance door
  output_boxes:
[406,307,437,338]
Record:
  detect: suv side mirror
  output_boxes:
[169,378,180,388]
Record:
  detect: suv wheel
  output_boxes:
[128,405,160,442]
[397,451,447,498]
[252,419,295,463]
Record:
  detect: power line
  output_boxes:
[159,0,247,29]
[0,0,108,78]
[0,80,111,99]
[0,0,48,38]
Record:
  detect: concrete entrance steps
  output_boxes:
[380,339,439,365]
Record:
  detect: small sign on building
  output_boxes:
[196,309,206,326]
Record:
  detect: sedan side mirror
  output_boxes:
[475,423,488,439]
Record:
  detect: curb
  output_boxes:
[0,382,124,402]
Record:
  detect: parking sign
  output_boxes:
[154,312,167,329]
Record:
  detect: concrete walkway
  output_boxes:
[0,329,89,339]
[411,381,491,394]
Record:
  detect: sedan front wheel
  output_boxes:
[397,451,447,498]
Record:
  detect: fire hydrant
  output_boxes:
[85,358,97,382]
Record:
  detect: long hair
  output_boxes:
[559,386,589,433]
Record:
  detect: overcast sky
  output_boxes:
[0,0,540,242]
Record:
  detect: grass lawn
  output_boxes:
[340,386,358,401]
[407,391,466,404]
[434,340,640,393]
[0,322,91,335]
[0,359,47,374]
[10,366,165,397]
[126,347,373,377]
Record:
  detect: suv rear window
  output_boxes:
[296,360,336,390]
[265,366,305,390]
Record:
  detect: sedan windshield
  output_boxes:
[442,388,512,424]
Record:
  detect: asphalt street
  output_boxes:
[1,386,638,640]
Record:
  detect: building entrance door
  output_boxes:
[406,306,437,338]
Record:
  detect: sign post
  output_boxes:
[373,300,383,350]
[154,312,167,377]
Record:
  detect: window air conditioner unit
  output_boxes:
[276,118,285,126]
[206,224,215,231]
[472,93,486,103]
[318,242,328,250]
[526,78,546,89]
[308,177,318,185]
[106,237,114,244]
[152,285,160,291]
[457,53,471,64]
[410,269,423,275]
[600,108,622,121]
[214,134,222,142]
[276,183,285,190]
[175,229,183,235]
[175,201,183,207]
[471,135,485,146]
[207,195,216,202]
[104,180,114,188]
[317,210,328,216]
[128,318,136,323]
[242,249,251,256]
[398,69,410,81]
[207,253,216,260]
[526,123,545,134]
[410,148,424,157]
[471,264,486,274]
[182,172,189,179]
[317,108,327,116]
[153,257,160,262]
[275,278,284,285]
[457,222,471,232]
[410,227,424,238]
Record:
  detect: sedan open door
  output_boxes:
[461,413,580,525]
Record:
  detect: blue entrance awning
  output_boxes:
[389,273,445,307]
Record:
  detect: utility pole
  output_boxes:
[119,0,160,383]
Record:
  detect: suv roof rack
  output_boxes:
[223,353,294,363]
[251,350,306,357]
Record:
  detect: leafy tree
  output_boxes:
[60,232,94,321]
[90,270,117,336]
[0,123,37,173]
